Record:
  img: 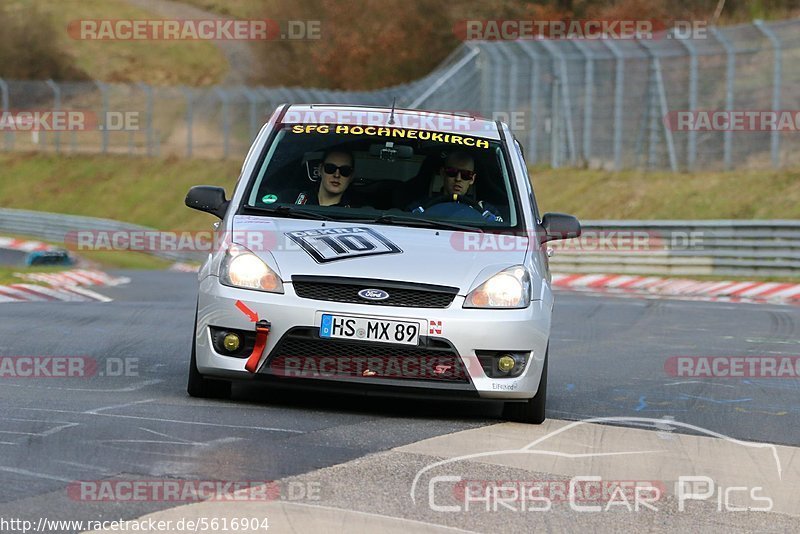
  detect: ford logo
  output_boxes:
[358,288,390,301]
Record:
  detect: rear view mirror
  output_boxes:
[185,186,229,219]
[369,142,413,161]
[540,213,581,243]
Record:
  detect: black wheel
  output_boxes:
[502,349,548,424]
[187,306,232,399]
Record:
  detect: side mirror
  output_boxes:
[185,186,229,219]
[540,213,581,243]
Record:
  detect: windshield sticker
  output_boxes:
[286,227,402,263]
[289,124,490,149]
[262,194,278,204]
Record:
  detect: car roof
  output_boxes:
[281,104,502,141]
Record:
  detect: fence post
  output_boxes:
[539,40,576,165]
[0,78,11,151]
[637,39,678,172]
[214,87,230,159]
[241,86,261,142]
[514,42,541,164]
[710,27,735,171]
[95,81,109,154]
[571,41,594,164]
[44,80,62,154]
[481,44,506,120]
[753,19,783,169]
[494,43,519,121]
[181,86,194,158]
[675,30,698,171]
[136,82,154,157]
[602,40,625,171]
[550,75,561,167]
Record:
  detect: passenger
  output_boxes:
[286,149,357,207]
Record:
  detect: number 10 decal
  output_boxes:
[286,227,402,263]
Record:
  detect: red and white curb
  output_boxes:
[0,269,129,303]
[0,236,53,252]
[552,273,800,306]
[169,262,200,273]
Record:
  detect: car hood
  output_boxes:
[231,215,528,294]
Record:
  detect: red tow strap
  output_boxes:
[245,320,271,373]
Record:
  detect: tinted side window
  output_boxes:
[513,139,540,222]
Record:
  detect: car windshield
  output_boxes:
[243,124,522,231]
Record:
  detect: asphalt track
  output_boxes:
[0,270,798,532]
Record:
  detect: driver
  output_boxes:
[408,151,503,222]
[280,149,357,207]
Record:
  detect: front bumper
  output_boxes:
[195,276,551,400]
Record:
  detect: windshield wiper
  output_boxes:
[358,214,483,233]
[242,204,334,221]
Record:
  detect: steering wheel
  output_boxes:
[412,194,492,222]
[419,194,483,211]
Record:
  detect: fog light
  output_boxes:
[223,333,241,352]
[497,355,516,373]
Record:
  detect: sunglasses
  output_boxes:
[443,166,476,180]
[322,163,354,177]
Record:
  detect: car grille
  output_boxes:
[292,276,458,308]
[263,327,469,383]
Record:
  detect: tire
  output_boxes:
[502,349,548,424]
[187,306,232,399]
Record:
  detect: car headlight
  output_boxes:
[219,244,283,293]
[464,266,530,308]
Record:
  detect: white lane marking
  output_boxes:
[58,285,112,302]
[15,406,304,434]
[0,378,163,393]
[0,419,78,440]
[664,381,737,388]
[0,466,73,482]
[54,460,111,473]
[138,427,193,443]
[85,399,156,415]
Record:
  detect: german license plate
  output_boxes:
[320,314,419,345]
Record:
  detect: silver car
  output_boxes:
[185,104,580,424]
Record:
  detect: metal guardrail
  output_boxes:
[550,220,800,277]
[0,208,203,263]
[1,209,798,277]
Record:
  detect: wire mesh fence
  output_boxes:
[0,18,798,170]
